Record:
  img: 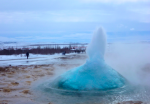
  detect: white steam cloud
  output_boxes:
[105,42,150,86]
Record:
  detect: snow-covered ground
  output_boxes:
[1,43,150,67]
[0,53,60,60]
[0,53,77,66]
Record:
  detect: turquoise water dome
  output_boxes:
[52,27,127,91]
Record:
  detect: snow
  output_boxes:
[0,53,58,60]
[0,53,77,66]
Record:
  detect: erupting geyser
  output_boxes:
[52,27,127,91]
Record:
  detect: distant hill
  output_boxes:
[0,42,17,44]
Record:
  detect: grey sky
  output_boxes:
[0,0,150,43]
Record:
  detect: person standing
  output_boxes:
[62,51,66,55]
[26,52,29,59]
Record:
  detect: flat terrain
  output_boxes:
[0,54,87,104]
[0,53,149,104]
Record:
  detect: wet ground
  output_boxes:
[0,53,69,66]
[0,54,87,104]
[0,53,150,104]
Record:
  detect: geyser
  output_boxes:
[52,27,127,91]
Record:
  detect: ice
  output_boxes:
[52,27,127,91]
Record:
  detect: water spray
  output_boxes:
[51,27,127,91]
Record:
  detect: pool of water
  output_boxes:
[32,80,150,104]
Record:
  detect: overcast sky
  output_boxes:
[0,0,150,43]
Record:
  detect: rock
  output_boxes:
[22,90,30,94]
[0,67,5,71]
[1,74,6,76]
[34,65,38,68]
[11,82,19,86]
[3,88,11,92]
[7,75,14,78]
[26,81,31,85]
[0,100,8,104]
[25,75,30,78]
[11,71,15,73]
[117,101,143,104]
